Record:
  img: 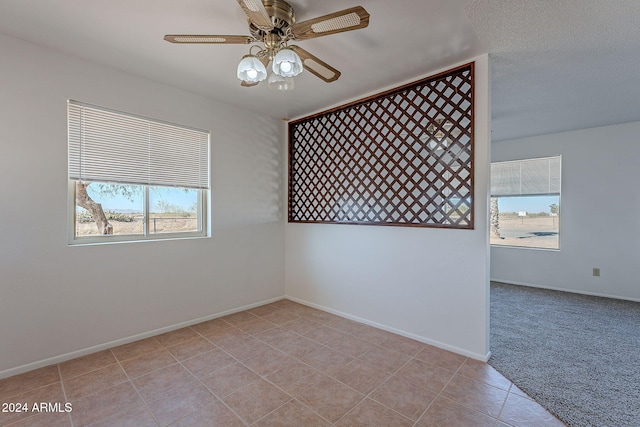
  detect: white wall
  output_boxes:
[491,122,640,301]
[285,55,492,360]
[0,34,285,376]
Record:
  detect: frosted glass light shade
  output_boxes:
[273,48,303,77]
[237,55,267,82]
[268,73,295,91]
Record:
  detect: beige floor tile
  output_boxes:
[456,358,512,390]
[331,359,390,394]
[254,399,331,427]
[168,400,244,426]
[221,379,290,424]
[220,310,259,326]
[111,337,163,362]
[336,322,392,345]
[248,303,282,317]
[58,350,116,380]
[5,412,72,427]
[378,334,427,356]
[357,345,412,373]
[252,326,296,343]
[199,325,247,343]
[281,317,322,335]
[0,382,66,426]
[325,316,359,331]
[155,327,199,348]
[3,304,572,426]
[214,333,272,360]
[63,363,128,400]
[370,375,437,420]
[132,363,195,402]
[499,393,566,427]
[265,361,326,395]
[297,377,364,423]
[335,398,413,427]
[414,345,468,371]
[299,345,353,374]
[119,348,176,378]
[189,318,230,337]
[509,383,533,399]
[181,348,236,378]
[325,335,375,358]
[234,317,278,335]
[70,381,142,426]
[415,395,497,427]
[261,309,301,325]
[396,359,455,394]
[240,347,295,376]
[199,362,260,397]
[442,373,509,418]
[284,302,320,317]
[87,403,158,427]
[267,332,324,359]
[165,336,215,361]
[0,365,60,400]
[145,381,217,426]
[300,309,341,324]
[304,325,350,346]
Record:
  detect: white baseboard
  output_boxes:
[490,278,640,303]
[285,295,490,362]
[0,296,284,380]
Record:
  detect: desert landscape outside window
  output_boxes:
[490,156,561,249]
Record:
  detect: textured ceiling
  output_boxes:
[1,0,639,142]
[463,0,640,141]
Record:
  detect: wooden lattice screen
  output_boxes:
[288,63,474,228]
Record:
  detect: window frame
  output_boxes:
[67,100,210,245]
[68,182,208,245]
[490,156,561,250]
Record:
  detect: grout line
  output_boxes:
[495,382,513,424]
[111,350,163,427]
[56,364,74,427]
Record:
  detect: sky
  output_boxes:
[498,195,560,214]
[85,184,196,212]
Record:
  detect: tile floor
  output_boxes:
[0,299,565,426]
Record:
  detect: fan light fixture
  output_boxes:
[237,46,303,90]
[237,54,267,82]
[268,73,295,91]
[273,48,303,77]
[165,1,371,90]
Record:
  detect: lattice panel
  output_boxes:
[289,64,474,228]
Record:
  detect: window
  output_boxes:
[68,101,209,244]
[490,156,561,249]
[288,63,474,229]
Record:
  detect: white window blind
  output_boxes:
[68,101,210,189]
[491,156,561,197]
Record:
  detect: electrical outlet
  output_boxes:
[593,268,600,277]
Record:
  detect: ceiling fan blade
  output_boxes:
[164,34,254,44]
[236,0,274,31]
[241,80,260,87]
[290,46,341,83]
[291,6,369,41]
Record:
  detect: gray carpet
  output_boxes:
[488,282,640,427]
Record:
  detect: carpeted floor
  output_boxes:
[488,282,640,427]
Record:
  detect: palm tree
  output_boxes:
[490,197,501,239]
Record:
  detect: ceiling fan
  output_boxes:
[164,0,370,90]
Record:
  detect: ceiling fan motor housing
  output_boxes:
[249,0,295,40]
